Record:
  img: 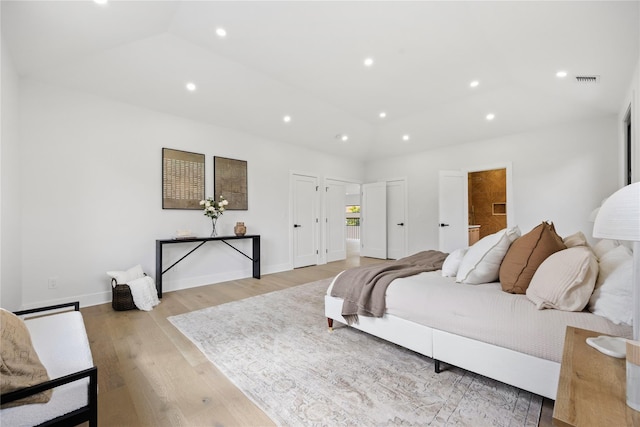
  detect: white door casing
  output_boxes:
[361,182,387,259]
[438,171,468,253]
[325,179,347,262]
[292,173,318,268]
[386,179,407,260]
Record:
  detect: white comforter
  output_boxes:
[328,271,632,363]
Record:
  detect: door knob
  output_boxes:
[439,223,450,227]
[397,222,404,226]
[293,224,302,228]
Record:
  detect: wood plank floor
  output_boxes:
[80,243,555,426]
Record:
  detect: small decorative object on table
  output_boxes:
[234,222,247,236]
[200,195,228,236]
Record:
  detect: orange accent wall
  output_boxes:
[468,169,506,238]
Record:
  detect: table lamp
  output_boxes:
[593,182,640,411]
[593,182,640,339]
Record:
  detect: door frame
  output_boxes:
[289,170,320,269]
[464,162,514,229]
[323,176,361,265]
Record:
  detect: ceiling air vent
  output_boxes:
[575,75,600,84]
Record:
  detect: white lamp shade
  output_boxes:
[593,182,640,241]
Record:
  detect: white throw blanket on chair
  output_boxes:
[127,276,161,311]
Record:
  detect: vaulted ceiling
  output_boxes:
[2,1,638,161]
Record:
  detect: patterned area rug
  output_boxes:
[168,279,542,426]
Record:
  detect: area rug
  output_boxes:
[168,279,542,426]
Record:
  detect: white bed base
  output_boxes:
[325,294,560,400]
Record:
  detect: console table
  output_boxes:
[155,235,260,298]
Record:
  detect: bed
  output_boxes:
[324,226,634,400]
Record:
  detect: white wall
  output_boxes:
[17,80,363,308]
[1,37,23,311]
[345,193,361,206]
[365,117,619,255]
[621,57,640,185]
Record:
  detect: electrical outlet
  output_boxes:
[48,278,57,289]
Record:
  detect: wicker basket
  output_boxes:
[111,278,137,311]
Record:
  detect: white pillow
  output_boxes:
[441,248,468,277]
[592,239,620,260]
[107,264,145,285]
[588,245,633,325]
[456,227,521,284]
[526,247,598,311]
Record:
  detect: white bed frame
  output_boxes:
[325,294,560,400]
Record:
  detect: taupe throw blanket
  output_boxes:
[330,250,448,324]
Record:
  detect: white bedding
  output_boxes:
[328,271,632,363]
[0,311,94,427]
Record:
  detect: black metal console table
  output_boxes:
[155,235,260,298]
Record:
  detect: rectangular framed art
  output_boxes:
[162,148,205,209]
[214,156,248,210]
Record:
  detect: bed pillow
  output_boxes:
[563,231,588,248]
[441,248,468,277]
[526,247,598,311]
[107,264,145,285]
[499,222,566,294]
[588,245,633,325]
[0,309,52,407]
[456,227,521,284]
[592,239,620,260]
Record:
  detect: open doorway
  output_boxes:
[345,184,361,259]
[468,168,507,244]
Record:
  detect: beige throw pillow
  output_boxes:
[526,247,598,311]
[0,309,52,407]
[500,221,566,294]
[563,231,588,248]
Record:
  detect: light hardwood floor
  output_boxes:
[80,243,554,426]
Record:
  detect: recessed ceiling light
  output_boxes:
[186,82,196,92]
[402,134,410,141]
[379,112,387,119]
[93,0,108,5]
[556,70,568,78]
[470,80,479,88]
[486,113,495,121]
[335,134,349,142]
[283,115,291,123]
[216,28,227,38]
[364,57,374,67]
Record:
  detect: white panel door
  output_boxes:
[438,171,468,253]
[292,174,318,268]
[361,182,387,259]
[386,179,407,260]
[325,180,347,263]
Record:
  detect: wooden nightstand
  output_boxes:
[553,326,640,426]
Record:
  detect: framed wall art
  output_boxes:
[162,148,205,209]
[214,156,248,210]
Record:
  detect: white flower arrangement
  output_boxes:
[199,195,229,219]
